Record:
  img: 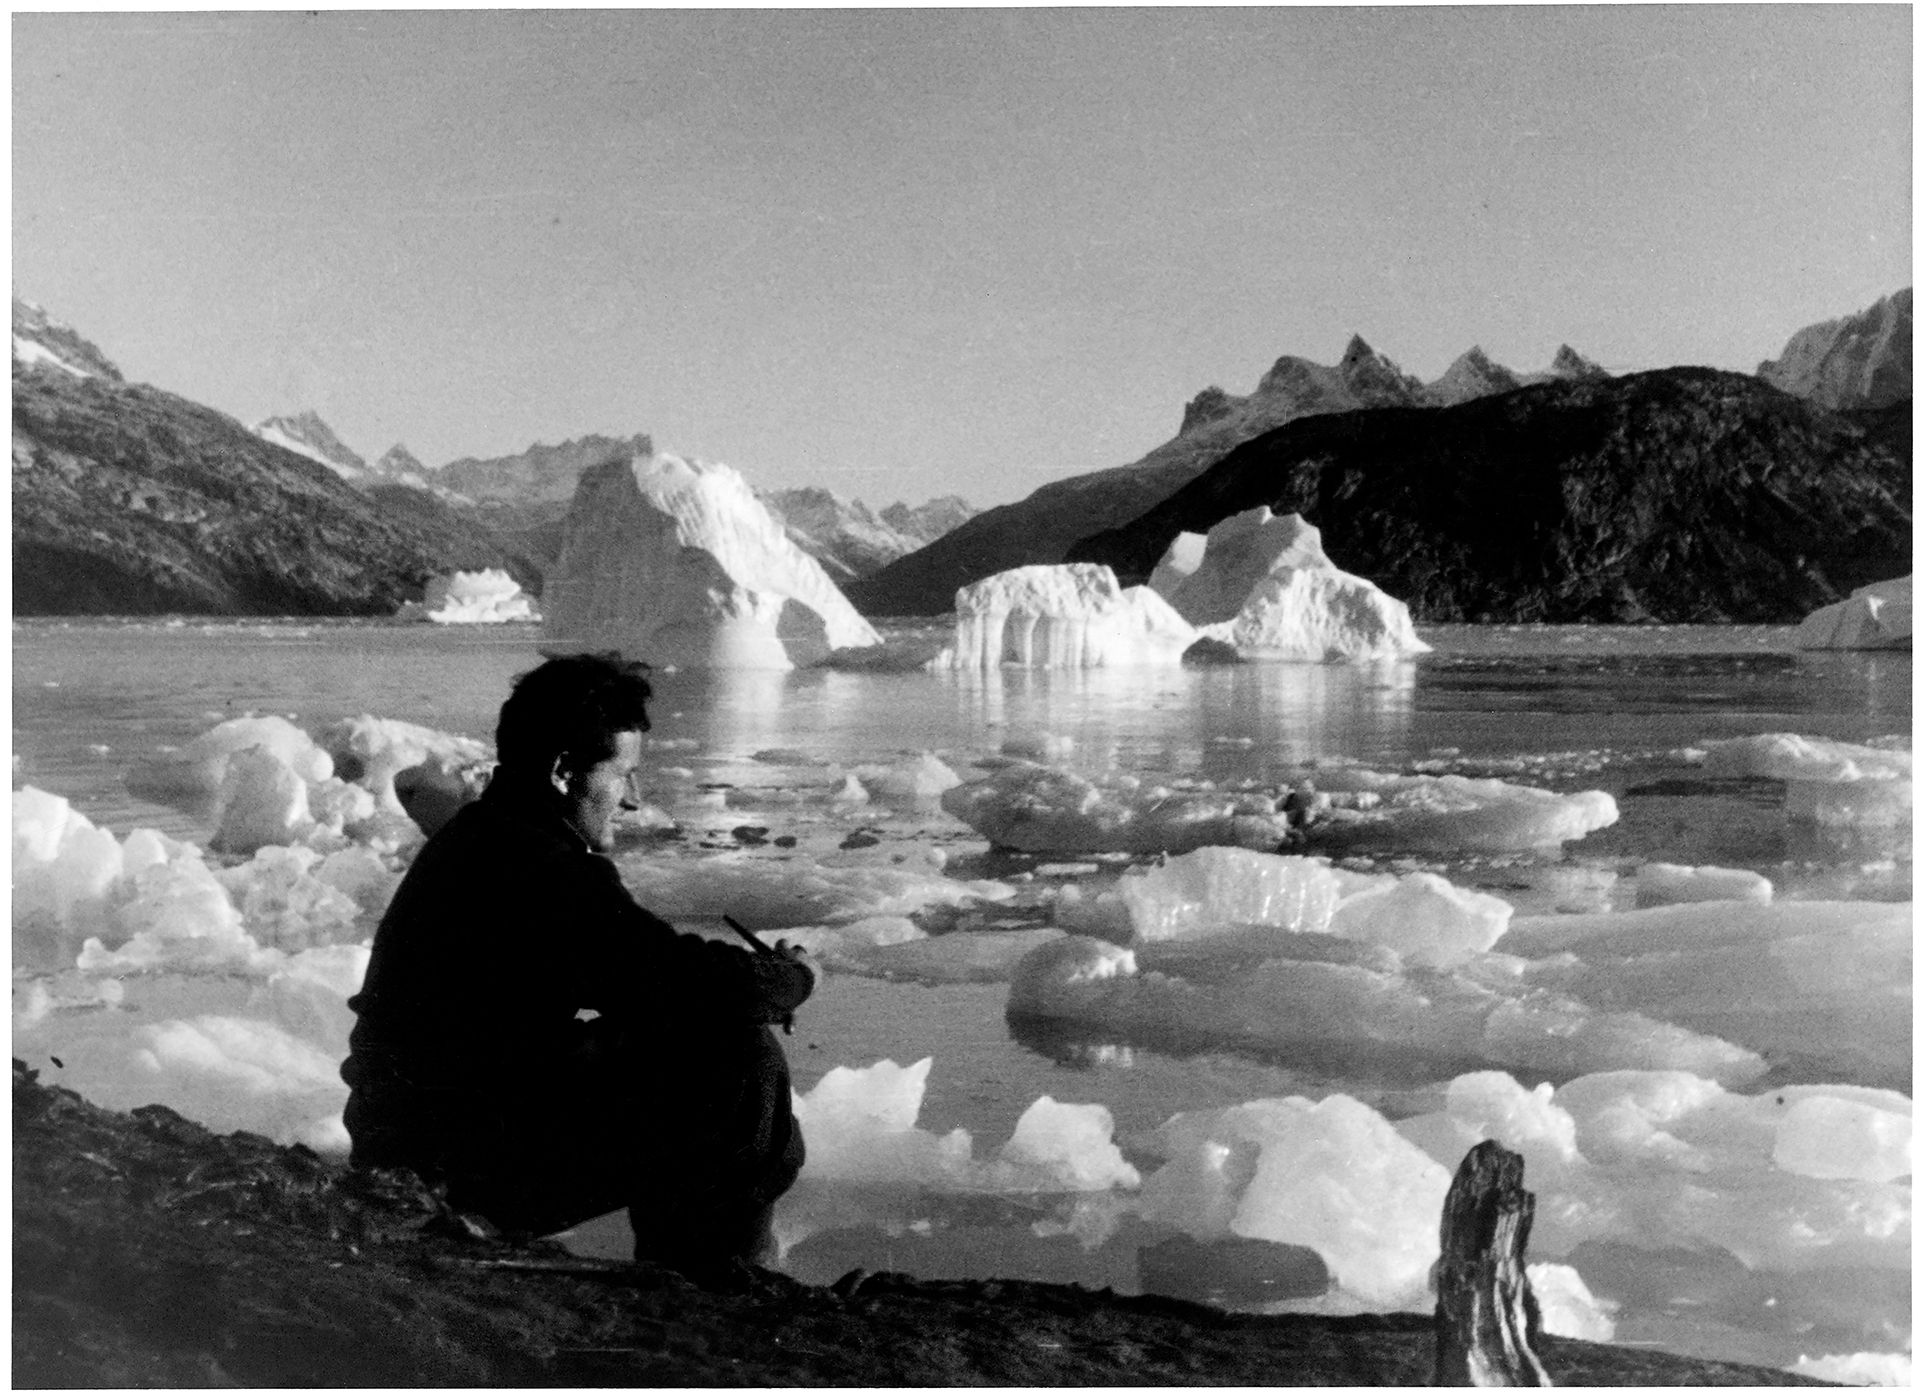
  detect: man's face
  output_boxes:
[559,729,645,852]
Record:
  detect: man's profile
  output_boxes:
[340,651,814,1279]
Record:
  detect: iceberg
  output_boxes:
[541,450,882,669]
[1794,575,1912,650]
[397,568,539,624]
[1149,509,1430,662]
[932,563,1198,670]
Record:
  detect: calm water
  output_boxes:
[10,617,1912,1375]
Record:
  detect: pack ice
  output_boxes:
[941,761,1616,855]
[541,450,881,668]
[397,568,539,624]
[1794,575,1912,650]
[1007,845,1909,1090]
[1699,731,1912,831]
[1150,509,1430,662]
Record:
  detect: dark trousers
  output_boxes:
[344,1019,804,1265]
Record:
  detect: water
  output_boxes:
[11,617,1912,1376]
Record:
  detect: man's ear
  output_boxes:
[549,755,573,795]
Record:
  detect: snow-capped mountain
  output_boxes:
[11,297,124,381]
[252,411,371,483]
[758,487,978,581]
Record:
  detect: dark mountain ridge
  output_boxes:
[1065,367,1911,624]
[11,366,539,616]
[846,336,1607,616]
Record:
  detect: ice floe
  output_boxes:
[397,568,539,624]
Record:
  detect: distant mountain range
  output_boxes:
[10,302,538,615]
[12,290,1908,622]
[846,337,1615,616]
[9,297,977,615]
[851,292,1912,618]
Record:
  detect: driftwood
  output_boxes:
[1432,1140,1551,1386]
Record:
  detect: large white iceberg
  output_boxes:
[541,451,882,669]
[398,568,539,624]
[932,564,1198,670]
[1150,509,1430,662]
[1794,576,1912,650]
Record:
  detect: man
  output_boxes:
[341,651,814,1278]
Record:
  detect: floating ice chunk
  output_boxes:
[398,568,539,624]
[1773,1094,1913,1183]
[1790,1352,1913,1387]
[933,564,1198,670]
[215,845,365,951]
[212,746,316,854]
[994,1098,1140,1191]
[1503,901,1911,1089]
[1527,1263,1616,1341]
[1007,934,1766,1086]
[541,451,882,668]
[1052,883,1134,940]
[941,763,1289,854]
[1634,862,1773,909]
[854,752,962,804]
[624,853,1012,930]
[12,787,125,968]
[126,715,333,811]
[319,714,492,817]
[1701,732,1912,829]
[1313,770,1620,853]
[1327,871,1512,969]
[74,837,282,976]
[791,1057,975,1184]
[1794,575,1912,651]
[834,928,1066,985]
[1120,847,1341,941]
[1141,1093,1450,1307]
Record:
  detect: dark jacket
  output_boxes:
[341,772,810,1172]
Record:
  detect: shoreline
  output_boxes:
[13,1061,1824,1388]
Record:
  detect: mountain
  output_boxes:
[1757,288,1913,411]
[436,433,652,510]
[759,487,978,582]
[12,305,537,616]
[11,298,124,381]
[251,411,370,483]
[846,336,1602,616]
[1064,367,1911,624]
[372,443,435,491]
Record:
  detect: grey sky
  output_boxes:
[13,7,1911,506]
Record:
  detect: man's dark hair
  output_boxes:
[496,651,652,775]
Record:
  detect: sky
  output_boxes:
[12,7,1912,508]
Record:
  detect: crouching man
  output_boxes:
[341,652,814,1281]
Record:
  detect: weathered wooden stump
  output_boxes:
[1432,1140,1551,1387]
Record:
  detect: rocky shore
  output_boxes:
[12,1062,1823,1387]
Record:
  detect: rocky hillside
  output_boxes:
[846,338,1607,616]
[1066,367,1911,624]
[12,363,537,616]
[1757,287,1912,411]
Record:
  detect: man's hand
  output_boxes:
[749,941,815,1028]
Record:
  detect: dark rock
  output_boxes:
[1065,367,1909,624]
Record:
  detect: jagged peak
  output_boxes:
[1180,386,1238,435]
[1548,345,1608,380]
[1339,334,1376,366]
